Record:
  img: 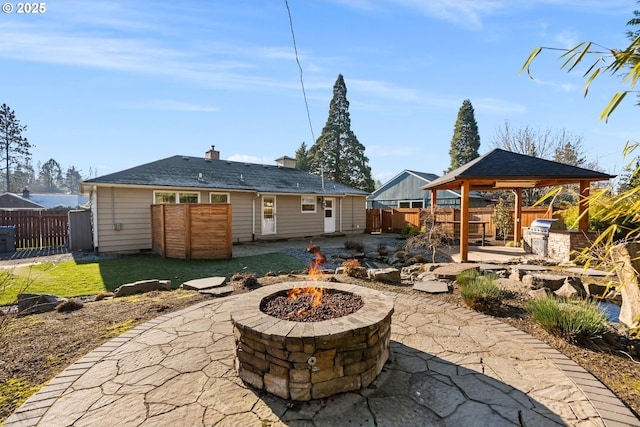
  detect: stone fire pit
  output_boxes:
[230,282,394,401]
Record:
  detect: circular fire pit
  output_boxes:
[230,282,394,401]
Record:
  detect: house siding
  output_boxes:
[93,187,367,253]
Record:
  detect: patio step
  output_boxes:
[181,277,236,298]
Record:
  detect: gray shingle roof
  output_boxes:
[82,155,369,196]
[422,149,614,190]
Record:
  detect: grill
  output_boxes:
[529,218,563,236]
[529,218,564,256]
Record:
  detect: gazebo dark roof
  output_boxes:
[422,149,614,191]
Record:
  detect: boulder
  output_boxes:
[528,288,549,299]
[432,263,479,281]
[554,283,580,299]
[413,281,449,294]
[521,273,567,291]
[17,293,65,315]
[367,267,401,283]
[610,242,640,329]
[114,279,171,297]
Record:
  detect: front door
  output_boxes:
[323,198,335,233]
[262,196,276,235]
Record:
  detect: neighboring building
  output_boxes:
[20,189,89,210]
[367,170,490,209]
[0,192,46,210]
[80,146,369,254]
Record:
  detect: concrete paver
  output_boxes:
[6,290,639,426]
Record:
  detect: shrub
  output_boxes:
[458,273,503,312]
[56,299,84,313]
[344,240,365,252]
[526,296,608,344]
[455,269,481,287]
[231,272,260,289]
[93,292,115,302]
[400,224,420,237]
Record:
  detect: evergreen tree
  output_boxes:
[309,74,374,192]
[0,104,32,192]
[63,166,83,194]
[447,99,480,172]
[294,142,312,171]
[39,158,63,192]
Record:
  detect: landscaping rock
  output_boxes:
[610,242,640,329]
[528,288,549,299]
[199,285,235,297]
[367,267,401,283]
[181,277,226,291]
[17,293,65,315]
[114,279,171,297]
[521,273,566,291]
[509,264,550,280]
[554,283,580,299]
[413,281,449,294]
[432,263,479,280]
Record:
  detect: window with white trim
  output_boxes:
[301,196,316,213]
[209,193,230,204]
[153,191,200,204]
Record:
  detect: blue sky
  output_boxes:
[1,0,638,186]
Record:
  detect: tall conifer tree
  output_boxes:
[310,74,374,192]
[0,104,32,192]
[447,99,480,172]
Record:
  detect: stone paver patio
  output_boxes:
[5,287,639,427]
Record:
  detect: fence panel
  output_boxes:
[366,206,556,238]
[0,210,69,249]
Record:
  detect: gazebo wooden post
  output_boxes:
[579,180,590,231]
[513,188,523,245]
[460,181,470,262]
[430,189,437,213]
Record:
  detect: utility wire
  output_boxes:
[285,0,316,143]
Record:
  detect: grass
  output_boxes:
[0,379,41,418]
[526,295,609,344]
[457,271,504,312]
[0,253,305,306]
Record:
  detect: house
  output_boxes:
[20,189,89,210]
[367,169,491,209]
[0,192,46,210]
[80,146,369,254]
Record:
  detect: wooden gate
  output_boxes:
[0,210,69,249]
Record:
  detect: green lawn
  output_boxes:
[0,253,305,306]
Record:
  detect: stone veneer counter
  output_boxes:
[230,281,394,401]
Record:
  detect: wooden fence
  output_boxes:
[366,207,554,238]
[151,204,232,260]
[0,210,69,249]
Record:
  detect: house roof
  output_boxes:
[0,193,46,210]
[368,169,489,200]
[81,155,369,196]
[421,149,614,191]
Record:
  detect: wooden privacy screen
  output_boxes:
[151,204,232,260]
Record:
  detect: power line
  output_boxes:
[285,0,315,143]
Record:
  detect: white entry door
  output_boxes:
[262,196,276,235]
[323,198,335,233]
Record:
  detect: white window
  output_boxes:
[398,201,410,208]
[209,193,230,204]
[153,191,200,204]
[301,196,316,213]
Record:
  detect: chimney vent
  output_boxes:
[275,155,296,169]
[205,145,220,160]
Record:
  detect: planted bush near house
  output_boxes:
[526,296,608,344]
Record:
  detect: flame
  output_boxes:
[285,241,329,315]
[288,286,326,309]
[306,240,327,281]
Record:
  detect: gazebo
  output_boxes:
[421,149,614,262]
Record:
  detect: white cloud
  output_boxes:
[227,154,276,165]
